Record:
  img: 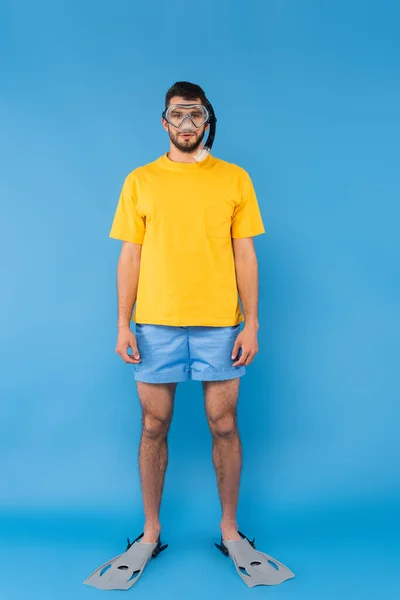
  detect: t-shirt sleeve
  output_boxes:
[109,173,146,244]
[231,169,266,238]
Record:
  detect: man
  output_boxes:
[84,81,294,590]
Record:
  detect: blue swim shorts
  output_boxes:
[133,323,246,383]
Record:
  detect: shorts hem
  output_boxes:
[133,370,189,383]
[191,367,246,381]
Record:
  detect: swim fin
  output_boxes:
[215,530,295,588]
[83,532,168,590]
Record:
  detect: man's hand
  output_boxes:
[116,326,141,364]
[231,324,259,367]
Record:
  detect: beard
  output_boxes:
[168,126,206,154]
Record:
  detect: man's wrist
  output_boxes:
[244,318,259,331]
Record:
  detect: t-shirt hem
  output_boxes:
[109,233,144,244]
[132,317,244,327]
[231,229,266,238]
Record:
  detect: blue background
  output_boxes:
[1,0,399,598]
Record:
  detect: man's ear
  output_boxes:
[161,117,169,132]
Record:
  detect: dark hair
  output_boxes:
[165,81,208,109]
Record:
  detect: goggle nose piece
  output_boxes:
[178,115,197,132]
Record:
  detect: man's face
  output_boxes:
[162,96,209,154]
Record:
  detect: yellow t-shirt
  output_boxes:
[109,152,266,326]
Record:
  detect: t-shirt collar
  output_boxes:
[159,151,212,172]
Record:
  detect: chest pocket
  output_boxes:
[205,205,232,238]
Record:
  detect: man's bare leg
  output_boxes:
[203,378,242,541]
[136,381,177,543]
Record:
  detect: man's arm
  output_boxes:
[114,242,142,364]
[232,237,260,330]
[230,237,260,366]
[117,241,142,329]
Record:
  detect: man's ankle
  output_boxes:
[143,523,161,538]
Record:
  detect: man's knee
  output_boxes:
[209,412,237,439]
[142,413,171,439]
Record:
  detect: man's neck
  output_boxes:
[167,145,203,163]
